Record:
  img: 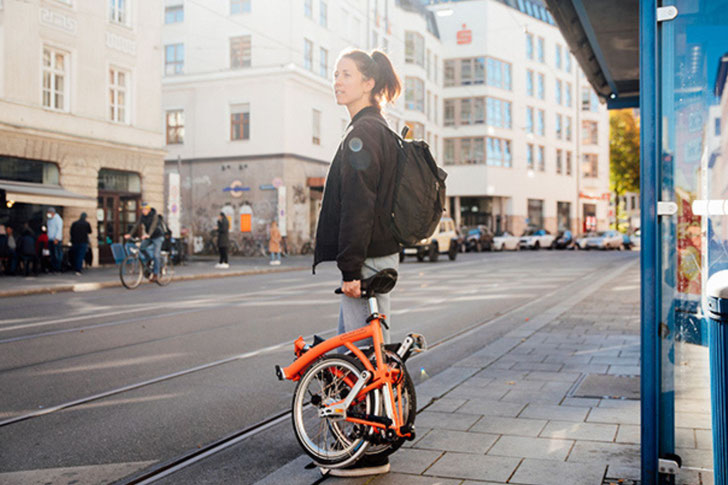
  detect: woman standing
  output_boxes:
[268,220,282,265]
[215,212,229,269]
[312,48,402,478]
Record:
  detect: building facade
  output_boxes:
[0,0,165,264]
[434,0,609,237]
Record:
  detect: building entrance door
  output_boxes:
[97,193,140,263]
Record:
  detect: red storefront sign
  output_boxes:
[457,24,472,44]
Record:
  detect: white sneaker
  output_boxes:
[220,263,229,269]
[214,263,222,268]
[273,260,281,265]
[320,462,390,477]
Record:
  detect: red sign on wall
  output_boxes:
[457,24,472,45]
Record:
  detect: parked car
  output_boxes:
[492,231,521,251]
[462,225,494,252]
[553,230,575,249]
[630,229,641,249]
[519,229,556,250]
[582,230,624,250]
[400,216,459,262]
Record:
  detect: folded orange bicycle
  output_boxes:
[275,268,427,468]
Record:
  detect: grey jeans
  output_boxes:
[338,252,400,346]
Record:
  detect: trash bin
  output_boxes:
[704,271,728,485]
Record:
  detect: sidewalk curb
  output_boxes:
[0,266,308,299]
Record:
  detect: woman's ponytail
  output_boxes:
[340,49,402,107]
[370,50,401,106]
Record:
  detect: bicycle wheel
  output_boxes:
[156,253,173,286]
[365,353,417,459]
[292,354,378,467]
[119,255,143,289]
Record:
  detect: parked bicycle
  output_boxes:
[119,238,173,289]
[275,269,426,468]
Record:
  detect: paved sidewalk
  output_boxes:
[0,255,309,298]
[256,263,658,485]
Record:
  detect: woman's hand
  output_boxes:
[342,280,361,298]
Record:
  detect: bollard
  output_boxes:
[704,271,728,485]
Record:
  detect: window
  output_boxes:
[312,109,321,145]
[582,153,598,177]
[166,109,184,144]
[526,107,534,133]
[537,73,544,99]
[444,60,456,87]
[537,109,545,136]
[474,57,485,85]
[109,0,129,26]
[434,54,438,84]
[486,138,511,167]
[304,0,312,18]
[426,91,432,120]
[444,99,455,126]
[405,32,424,67]
[0,158,59,185]
[565,82,572,107]
[426,49,432,80]
[231,0,251,14]
[565,52,572,72]
[537,146,545,171]
[304,39,313,71]
[165,43,184,75]
[556,149,563,174]
[555,79,562,104]
[487,58,511,90]
[527,143,534,169]
[461,59,472,85]
[405,77,424,112]
[165,5,183,24]
[526,32,534,59]
[526,70,534,96]
[42,47,68,111]
[582,87,600,112]
[319,47,328,78]
[565,116,572,141]
[320,1,327,27]
[582,120,598,144]
[537,37,545,62]
[444,139,455,165]
[460,98,471,125]
[230,36,251,69]
[109,67,128,123]
[473,98,485,124]
[555,114,562,139]
[230,104,250,141]
[434,94,438,124]
[566,151,572,175]
[555,44,562,69]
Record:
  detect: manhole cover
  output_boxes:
[572,374,640,400]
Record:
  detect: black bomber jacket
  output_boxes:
[313,106,400,281]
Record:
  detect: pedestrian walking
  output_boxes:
[311,48,403,477]
[124,202,164,282]
[269,220,282,265]
[215,212,230,269]
[46,207,63,272]
[70,212,92,275]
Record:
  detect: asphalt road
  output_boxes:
[0,250,638,484]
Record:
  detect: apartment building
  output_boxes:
[433,0,609,236]
[0,0,165,264]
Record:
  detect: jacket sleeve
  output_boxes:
[336,121,383,281]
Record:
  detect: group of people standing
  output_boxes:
[214,213,283,268]
[0,208,91,276]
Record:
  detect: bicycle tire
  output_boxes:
[292,354,377,467]
[120,255,143,289]
[156,254,173,286]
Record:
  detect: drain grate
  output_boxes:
[571,374,640,400]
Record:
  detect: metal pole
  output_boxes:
[706,272,728,485]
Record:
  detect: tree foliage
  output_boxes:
[610,109,640,230]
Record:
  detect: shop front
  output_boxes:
[96,169,142,264]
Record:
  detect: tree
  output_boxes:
[610,109,640,232]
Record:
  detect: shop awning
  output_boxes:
[0,180,96,208]
[545,0,640,108]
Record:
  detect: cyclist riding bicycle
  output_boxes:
[312,48,403,477]
[124,202,164,282]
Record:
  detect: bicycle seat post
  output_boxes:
[368,295,379,316]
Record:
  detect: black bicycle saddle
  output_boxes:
[361,268,398,295]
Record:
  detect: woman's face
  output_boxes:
[333,57,374,107]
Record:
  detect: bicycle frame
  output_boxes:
[278,307,413,439]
